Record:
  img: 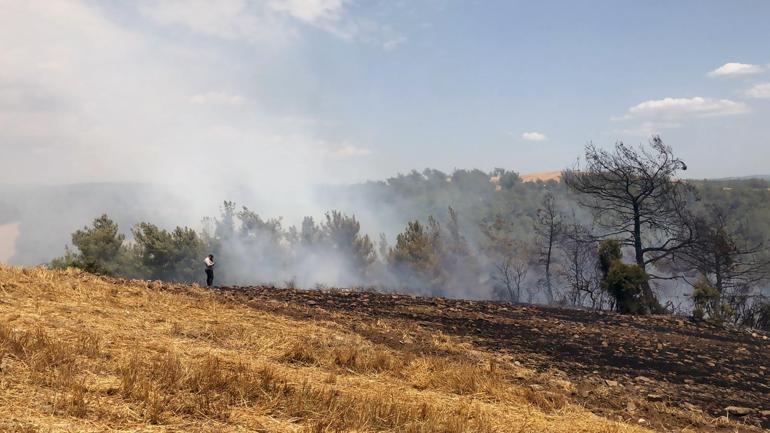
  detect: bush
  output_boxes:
[598,240,649,314]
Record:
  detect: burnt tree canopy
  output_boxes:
[563,137,695,313]
[677,204,770,322]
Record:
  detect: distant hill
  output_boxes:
[520,171,562,182]
[712,174,770,181]
[3,172,770,266]
[517,172,770,183]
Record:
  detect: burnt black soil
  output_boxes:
[214,285,770,431]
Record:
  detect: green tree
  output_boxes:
[598,240,650,314]
[52,214,125,275]
[321,211,375,278]
[132,223,205,282]
[441,207,481,289]
[690,276,723,321]
[300,216,322,246]
[389,217,444,293]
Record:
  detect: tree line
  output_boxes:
[52,137,770,329]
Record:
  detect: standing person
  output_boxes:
[203,254,215,287]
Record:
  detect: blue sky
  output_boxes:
[2,0,770,191]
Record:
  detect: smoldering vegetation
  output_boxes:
[9,140,770,326]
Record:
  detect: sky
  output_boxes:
[2,0,770,196]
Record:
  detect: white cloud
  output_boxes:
[521,131,547,141]
[383,36,406,50]
[190,91,245,105]
[138,0,395,46]
[708,62,763,77]
[621,97,749,120]
[268,0,346,24]
[383,35,407,50]
[331,144,372,157]
[744,82,770,99]
[139,0,290,43]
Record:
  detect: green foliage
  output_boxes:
[51,214,125,276]
[690,277,720,320]
[50,163,769,324]
[388,208,482,295]
[322,211,375,278]
[598,240,649,314]
[598,240,622,274]
[389,218,444,293]
[441,207,481,288]
[300,216,322,246]
[131,223,206,282]
[603,262,649,314]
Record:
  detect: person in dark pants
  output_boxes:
[203,254,215,287]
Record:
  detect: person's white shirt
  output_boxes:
[204,257,214,268]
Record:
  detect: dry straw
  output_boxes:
[0,265,663,432]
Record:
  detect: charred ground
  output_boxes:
[2,265,768,432]
[218,284,770,430]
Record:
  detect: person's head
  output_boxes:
[208,254,214,260]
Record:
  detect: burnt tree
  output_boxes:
[679,204,770,321]
[535,192,562,304]
[563,137,694,314]
[559,212,601,308]
[481,215,531,304]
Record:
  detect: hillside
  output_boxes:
[520,171,563,182]
[1,266,768,432]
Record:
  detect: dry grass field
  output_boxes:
[0,266,764,432]
[519,171,562,183]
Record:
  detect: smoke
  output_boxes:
[0,0,388,266]
[0,1,377,207]
[0,1,659,303]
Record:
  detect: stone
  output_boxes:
[725,406,753,416]
[626,401,637,412]
[759,410,770,417]
[647,393,665,402]
[605,379,620,387]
